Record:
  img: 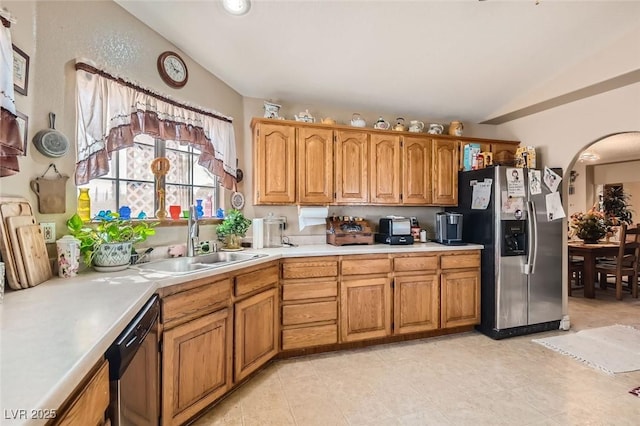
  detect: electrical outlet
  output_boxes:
[41,222,56,243]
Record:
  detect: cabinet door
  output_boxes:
[441,270,480,328]
[254,123,296,204]
[370,134,401,204]
[234,288,279,382]
[432,139,459,205]
[162,309,232,426]
[394,274,440,334]
[340,277,391,342]
[297,127,334,204]
[402,136,432,205]
[335,130,369,203]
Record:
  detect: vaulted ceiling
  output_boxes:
[116,0,640,125]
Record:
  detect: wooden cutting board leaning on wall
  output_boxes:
[0,197,36,290]
[5,215,37,288]
[16,224,52,287]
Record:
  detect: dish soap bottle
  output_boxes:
[77,188,91,221]
[204,195,213,218]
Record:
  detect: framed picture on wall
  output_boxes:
[15,110,28,155]
[12,44,29,96]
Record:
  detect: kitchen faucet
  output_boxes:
[187,205,199,257]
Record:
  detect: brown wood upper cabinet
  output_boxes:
[370,133,401,204]
[252,118,519,206]
[432,138,459,206]
[253,122,296,204]
[297,126,334,204]
[335,129,369,204]
[402,136,432,205]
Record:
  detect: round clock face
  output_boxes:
[157,51,188,88]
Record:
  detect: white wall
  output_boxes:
[2,0,244,246]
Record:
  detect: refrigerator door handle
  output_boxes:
[525,200,538,274]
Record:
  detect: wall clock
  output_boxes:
[157,51,188,88]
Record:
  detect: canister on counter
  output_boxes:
[56,235,81,278]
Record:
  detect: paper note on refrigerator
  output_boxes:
[501,191,524,214]
[543,167,561,193]
[529,170,542,195]
[545,191,566,221]
[471,181,492,210]
[506,168,526,197]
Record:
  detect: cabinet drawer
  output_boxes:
[394,255,438,272]
[282,280,338,301]
[440,252,480,270]
[282,259,338,279]
[342,257,391,276]
[282,324,338,350]
[162,278,231,325]
[282,301,337,326]
[235,264,279,297]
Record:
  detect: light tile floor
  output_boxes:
[193,288,640,425]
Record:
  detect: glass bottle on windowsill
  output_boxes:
[204,195,213,218]
[77,188,91,222]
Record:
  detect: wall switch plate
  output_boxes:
[41,223,56,243]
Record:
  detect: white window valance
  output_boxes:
[74,61,237,189]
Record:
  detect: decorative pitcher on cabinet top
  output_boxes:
[427,123,444,134]
[350,113,366,128]
[392,118,406,132]
[408,120,425,133]
[448,121,464,136]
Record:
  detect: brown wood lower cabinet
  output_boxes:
[53,359,109,426]
[162,308,232,426]
[441,269,481,328]
[394,274,440,334]
[340,277,392,342]
[234,287,279,382]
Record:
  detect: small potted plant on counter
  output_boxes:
[216,209,251,250]
[67,211,157,271]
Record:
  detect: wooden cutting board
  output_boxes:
[16,224,52,287]
[0,197,34,290]
[5,215,37,288]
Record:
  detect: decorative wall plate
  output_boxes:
[230,191,245,210]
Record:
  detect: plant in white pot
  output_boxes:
[66,212,157,271]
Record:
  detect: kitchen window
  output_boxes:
[85,134,218,218]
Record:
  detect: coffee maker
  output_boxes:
[435,212,464,245]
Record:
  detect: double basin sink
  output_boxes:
[132,252,268,275]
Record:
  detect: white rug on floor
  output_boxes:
[532,325,640,374]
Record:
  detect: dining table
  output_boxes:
[567,241,620,298]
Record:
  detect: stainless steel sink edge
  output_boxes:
[130,253,269,276]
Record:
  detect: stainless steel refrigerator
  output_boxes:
[448,165,563,339]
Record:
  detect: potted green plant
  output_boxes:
[67,212,157,270]
[216,209,251,250]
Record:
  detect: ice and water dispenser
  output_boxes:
[501,220,527,256]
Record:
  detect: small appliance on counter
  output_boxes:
[435,212,465,245]
[375,217,414,245]
[326,217,374,246]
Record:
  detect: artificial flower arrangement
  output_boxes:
[569,206,616,243]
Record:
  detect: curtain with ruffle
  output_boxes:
[75,61,237,189]
[0,14,23,177]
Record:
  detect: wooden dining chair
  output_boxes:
[595,224,640,300]
[568,256,584,297]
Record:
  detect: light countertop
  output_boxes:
[0,242,481,425]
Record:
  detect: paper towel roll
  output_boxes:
[252,218,264,249]
[298,207,328,231]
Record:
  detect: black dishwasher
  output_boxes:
[106,294,160,426]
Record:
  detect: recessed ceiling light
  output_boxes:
[222,0,251,16]
[578,151,600,162]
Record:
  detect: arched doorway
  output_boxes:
[565,131,640,329]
